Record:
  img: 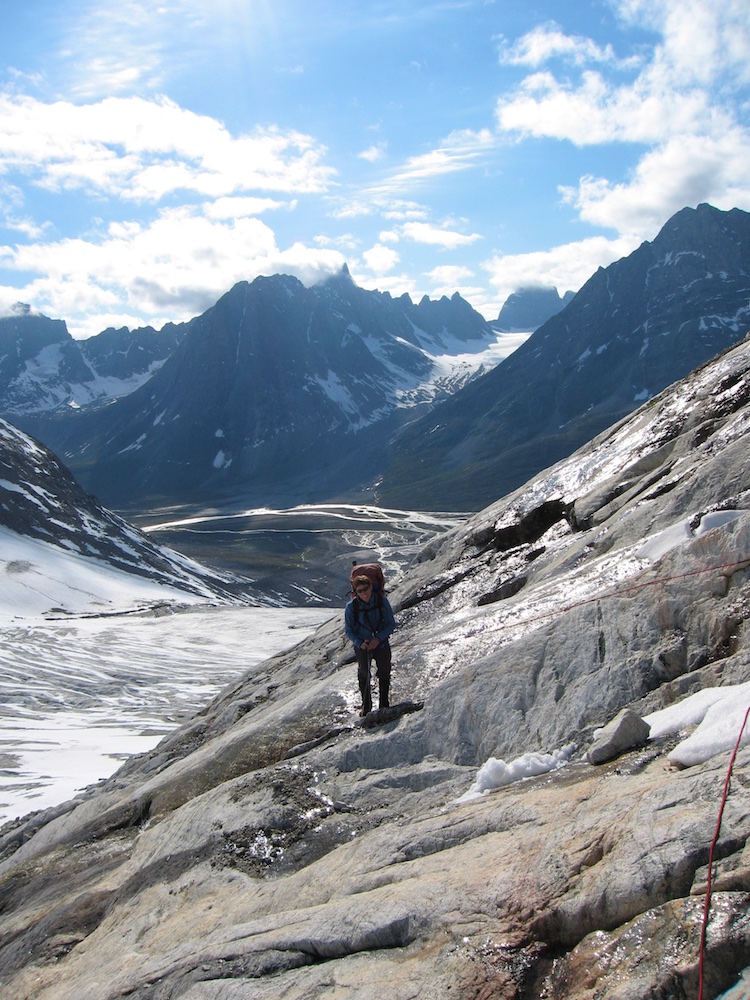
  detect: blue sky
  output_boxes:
[0,0,748,338]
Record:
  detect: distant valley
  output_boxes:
[135,501,466,605]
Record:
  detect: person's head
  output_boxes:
[353,575,373,598]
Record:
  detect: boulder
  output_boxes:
[587,708,651,764]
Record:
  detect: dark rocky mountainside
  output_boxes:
[1,333,749,998]
[0,418,256,606]
[0,311,93,413]
[12,268,496,508]
[379,203,750,510]
[4,204,749,517]
[78,322,185,381]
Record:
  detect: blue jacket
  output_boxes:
[345,588,396,648]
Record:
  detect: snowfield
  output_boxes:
[0,606,332,825]
[0,521,333,825]
[0,524,216,621]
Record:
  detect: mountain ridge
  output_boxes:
[0,310,184,414]
[2,203,749,517]
[8,270,508,507]
[378,202,750,510]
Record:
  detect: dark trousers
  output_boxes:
[356,642,391,713]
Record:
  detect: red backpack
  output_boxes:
[349,562,386,598]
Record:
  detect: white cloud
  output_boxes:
[0,180,50,239]
[368,128,496,194]
[3,218,51,239]
[0,94,336,202]
[425,264,474,285]
[330,197,427,223]
[203,196,293,220]
[313,232,360,252]
[618,0,750,86]
[401,221,481,249]
[483,234,637,307]
[362,243,400,274]
[496,68,710,145]
[381,202,428,221]
[60,0,209,98]
[358,142,387,162]
[496,0,749,148]
[2,207,345,338]
[561,128,750,237]
[329,198,378,221]
[0,179,24,212]
[274,242,347,286]
[497,22,627,69]
[355,218,480,252]
[0,90,345,336]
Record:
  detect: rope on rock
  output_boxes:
[697,702,750,1000]
[477,555,750,637]
[470,549,750,994]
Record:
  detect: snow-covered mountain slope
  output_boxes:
[0,309,183,415]
[0,526,217,621]
[0,418,266,619]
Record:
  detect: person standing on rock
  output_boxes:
[345,574,396,716]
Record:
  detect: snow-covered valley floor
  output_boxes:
[0,498,463,829]
[0,606,333,826]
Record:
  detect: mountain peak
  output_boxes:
[495,285,569,332]
[378,203,750,510]
[318,262,355,288]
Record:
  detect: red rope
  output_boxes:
[697,702,750,1000]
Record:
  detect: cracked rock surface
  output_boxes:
[2,338,750,998]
